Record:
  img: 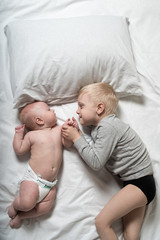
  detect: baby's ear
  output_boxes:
[97,102,105,115]
[35,117,44,126]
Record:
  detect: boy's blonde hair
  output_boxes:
[78,82,118,114]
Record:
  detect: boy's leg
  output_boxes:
[9,187,56,228]
[95,184,147,240]
[8,181,39,218]
[123,206,146,240]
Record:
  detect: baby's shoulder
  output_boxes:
[52,124,61,131]
[51,125,61,136]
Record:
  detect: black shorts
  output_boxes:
[123,175,156,205]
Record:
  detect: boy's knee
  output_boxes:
[123,230,140,240]
[95,214,113,237]
[95,215,105,233]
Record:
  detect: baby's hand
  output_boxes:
[65,117,80,131]
[62,124,81,143]
[65,118,73,126]
[15,125,25,133]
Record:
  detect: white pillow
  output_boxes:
[5,15,141,108]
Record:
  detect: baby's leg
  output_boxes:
[95,184,147,240]
[8,181,39,219]
[8,204,18,219]
[9,187,56,228]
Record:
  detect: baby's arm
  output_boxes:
[61,122,73,148]
[61,117,82,144]
[13,125,31,155]
[61,118,81,147]
[62,135,73,148]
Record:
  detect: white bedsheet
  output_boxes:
[0,1,160,240]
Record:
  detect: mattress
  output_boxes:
[0,1,160,239]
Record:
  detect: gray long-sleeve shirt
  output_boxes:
[74,114,153,181]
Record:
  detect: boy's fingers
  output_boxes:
[72,117,76,121]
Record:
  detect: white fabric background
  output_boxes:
[0,1,160,240]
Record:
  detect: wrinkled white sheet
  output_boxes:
[0,1,160,240]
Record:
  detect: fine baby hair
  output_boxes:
[78,82,118,115]
[19,101,46,130]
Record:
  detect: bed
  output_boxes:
[0,1,160,239]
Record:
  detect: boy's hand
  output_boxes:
[65,118,73,126]
[71,117,80,130]
[65,117,80,131]
[62,125,81,143]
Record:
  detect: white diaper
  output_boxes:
[20,164,58,203]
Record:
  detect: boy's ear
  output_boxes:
[97,102,105,115]
[35,117,44,126]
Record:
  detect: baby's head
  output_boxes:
[78,82,118,115]
[19,101,57,130]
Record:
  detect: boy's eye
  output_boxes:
[78,102,84,109]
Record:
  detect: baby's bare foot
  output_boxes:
[9,215,22,228]
[8,204,17,219]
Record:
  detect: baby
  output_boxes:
[8,101,72,228]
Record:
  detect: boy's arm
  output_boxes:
[67,117,81,133]
[61,118,82,148]
[13,125,31,155]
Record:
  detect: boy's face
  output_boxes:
[76,93,98,126]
